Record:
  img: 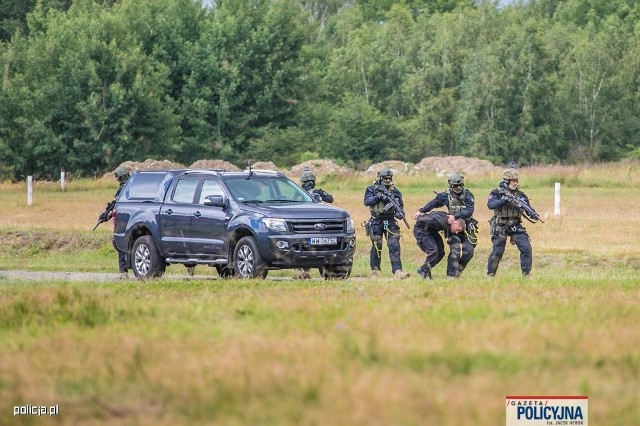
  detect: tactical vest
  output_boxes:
[370,184,395,217]
[447,189,466,215]
[494,189,522,223]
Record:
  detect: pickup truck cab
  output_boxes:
[113,168,356,280]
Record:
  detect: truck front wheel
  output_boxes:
[131,235,166,279]
[233,237,268,279]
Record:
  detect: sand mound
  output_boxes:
[416,156,501,177]
[101,159,186,180]
[365,160,418,176]
[189,159,241,171]
[250,161,280,171]
[100,156,504,181]
[289,160,353,180]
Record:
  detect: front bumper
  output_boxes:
[262,234,356,268]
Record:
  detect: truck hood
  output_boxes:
[237,202,351,219]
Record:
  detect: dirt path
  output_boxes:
[0,270,215,282]
[0,270,339,282]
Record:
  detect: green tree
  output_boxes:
[178,0,309,165]
[0,0,180,178]
[555,20,624,161]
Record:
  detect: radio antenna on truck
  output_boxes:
[246,160,254,178]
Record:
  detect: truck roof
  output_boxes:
[120,169,289,202]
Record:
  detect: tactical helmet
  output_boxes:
[301,167,316,183]
[503,168,520,180]
[377,167,393,186]
[377,168,393,179]
[448,173,464,186]
[114,166,129,180]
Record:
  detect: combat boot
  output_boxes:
[394,270,410,280]
[293,268,311,279]
[416,265,432,280]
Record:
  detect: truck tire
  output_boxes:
[319,264,352,280]
[233,236,268,279]
[131,235,166,279]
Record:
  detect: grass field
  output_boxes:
[0,162,639,425]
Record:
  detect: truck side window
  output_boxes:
[199,180,225,204]
[172,179,198,204]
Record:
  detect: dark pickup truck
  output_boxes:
[112,168,356,280]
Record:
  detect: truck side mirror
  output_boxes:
[204,195,227,207]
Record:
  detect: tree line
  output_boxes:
[1,0,640,180]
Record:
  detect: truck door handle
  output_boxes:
[193,211,201,218]
[165,209,173,215]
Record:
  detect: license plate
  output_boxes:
[309,237,337,246]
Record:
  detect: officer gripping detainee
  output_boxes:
[487,165,540,277]
[414,211,465,279]
[414,173,478,278]
[363,168,409,279]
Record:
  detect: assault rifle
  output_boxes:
[92,200,116,231]
[377,184,410,228]
[498,187,544,223]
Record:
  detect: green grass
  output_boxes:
[0,275,638,425]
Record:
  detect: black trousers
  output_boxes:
[369,218,403,273]
[113,238,128,273]
[487,232,532,275]
[447,234,475,277]
[416,233,445,272]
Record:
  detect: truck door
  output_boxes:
[190,179,228,259]
[159,177,199,255]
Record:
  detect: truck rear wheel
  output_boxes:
[233,236,267,279]
[131,235,166,279]
[319,264,352,280]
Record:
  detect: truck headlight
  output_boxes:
[346,217,354,233]
[263,218,288,232]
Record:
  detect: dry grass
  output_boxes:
[1,281,638,425]
[0,162,639,425]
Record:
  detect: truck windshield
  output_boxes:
[225,177,313,203]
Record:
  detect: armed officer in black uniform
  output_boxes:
[487,166,537,277]
[414,173,477,278]
[293,167,334,279]
[301,167,333,203]
[105,166,130,279]
[363,168,409,279]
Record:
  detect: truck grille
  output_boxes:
[288,220,345,234]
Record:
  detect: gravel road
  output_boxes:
[0,270,330,282]
[0,270,217,282]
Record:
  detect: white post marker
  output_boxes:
[554,182,561,216]
[27,176,33,206]
[61,170,65,191]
